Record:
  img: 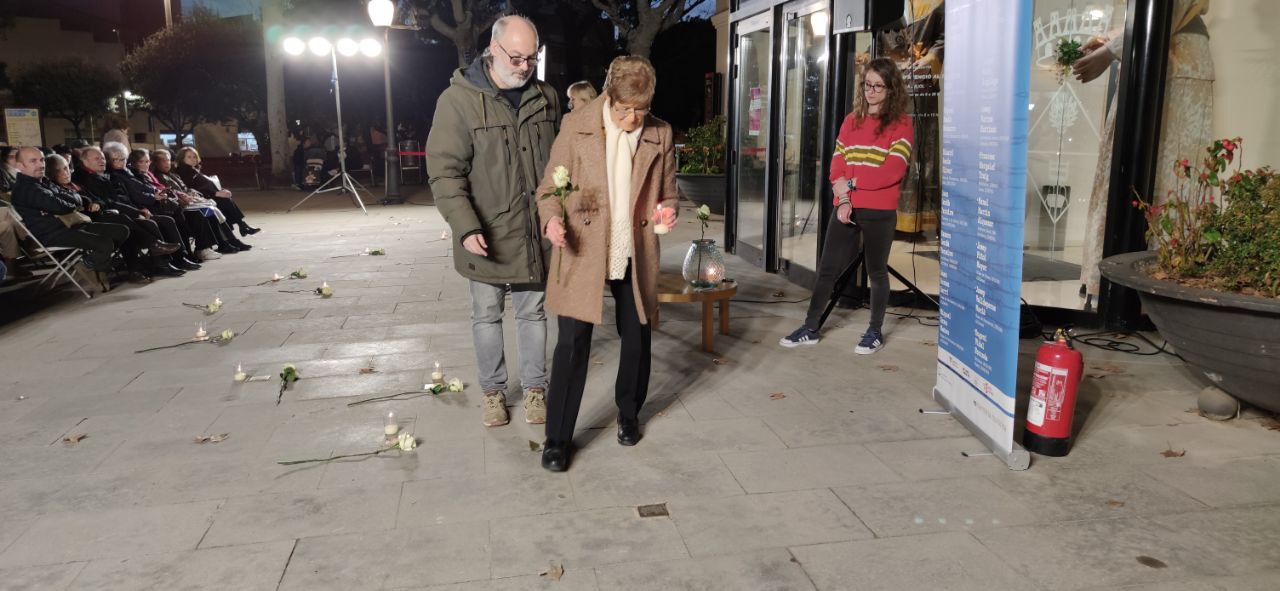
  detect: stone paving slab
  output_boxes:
[1,193,1277,589]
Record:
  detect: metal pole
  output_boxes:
[163,0,173,26]
[381,27,403,205]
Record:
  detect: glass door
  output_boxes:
[777,0,830,277]
[733,12,773,264]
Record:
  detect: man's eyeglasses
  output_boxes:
[612,105,650,118]
[863,81,887,93]
[496,41,539,67]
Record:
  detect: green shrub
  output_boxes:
[678,117,725,175]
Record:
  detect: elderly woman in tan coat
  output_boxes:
[537,56,680,472]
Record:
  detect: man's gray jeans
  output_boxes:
[469,280,548,393]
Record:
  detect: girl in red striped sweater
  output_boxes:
[781,57,914,354]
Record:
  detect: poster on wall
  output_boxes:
[933,0,1032,470]
[4,109,44,147]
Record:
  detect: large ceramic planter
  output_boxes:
[676,173,726,215]
[1100,251,1280,413]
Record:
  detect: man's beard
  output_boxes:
[495,66,532,88]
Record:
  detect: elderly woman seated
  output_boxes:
[150,148,249,259]
[174,147,260,238]
[101,142,195,274]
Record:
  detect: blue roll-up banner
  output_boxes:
[933,0,1032,469]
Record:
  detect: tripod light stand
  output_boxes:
[283,35,381,214]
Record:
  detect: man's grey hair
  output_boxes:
[491,14,539,48]
[102,141,128,160]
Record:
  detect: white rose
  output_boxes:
[397,433,417,450]
[654,223,670,235]
[552,166,570,190]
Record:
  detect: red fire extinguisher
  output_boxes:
[1024,329,1084,457]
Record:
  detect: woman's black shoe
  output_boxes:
[218,244,241,254]
[541,443,571,472]
[617,418,642,446]
[174,258,201,271]
[181,257,203,269]
[229,239,252,251]
[238,223,261,236]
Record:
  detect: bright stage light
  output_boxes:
[368,0,395,27]
[337,38,359,56]
[308,37,332,57]
[283,36,306,55]
[359,38,383,58]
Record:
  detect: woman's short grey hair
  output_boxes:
[45,153,69,173]
[151,148,172,159]
[102,141,129,160]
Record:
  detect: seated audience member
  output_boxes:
[291,137,313,189]
[68,147,184,278]
[174,147,260,237]
[151,148,249,258]
[98,143,189,276]
[1,146,18,195]
[9,147,128,271]
[0,198,34,279]
[109,146,202,271]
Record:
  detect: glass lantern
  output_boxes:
[682,239,726,289]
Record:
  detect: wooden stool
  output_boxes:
[654,273,737,353]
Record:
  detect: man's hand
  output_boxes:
[462,233,489,257]
[139,208,152,219]
[216,189,232,198]
[836,203,853,225]
[544,216,566,248]
[87,203,101,213]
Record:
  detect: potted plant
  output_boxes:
[1100,138,1280,415]
[676,116,726,215]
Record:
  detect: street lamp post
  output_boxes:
[368,0,403,205]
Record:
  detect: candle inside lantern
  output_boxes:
[272,272,283,281]
[234,363,247,382]
[213,294,223,307]
[384,412,399,436]
[321,281,329,289]
[195,322,208,340]
[431,361,445,385]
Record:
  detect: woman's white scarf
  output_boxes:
[603,99,642,280]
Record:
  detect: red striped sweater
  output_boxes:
[828,113,914,210]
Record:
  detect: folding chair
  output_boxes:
[9,210,94,299]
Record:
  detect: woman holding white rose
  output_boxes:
[536,56,680,472]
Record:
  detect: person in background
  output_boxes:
[102,114,131,152]
[175,146,260,238]
[0,146,18,195]
[779,57,914,355]
[292,136,313,190]
[566,80,598,113]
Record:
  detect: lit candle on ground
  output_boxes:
[431,361,445,385]
[195,322,208,340]
[384,412,399,436]
[321,281,329,289]
[213,294,223,307]
[234,363,247,382]
[272,273,283,282]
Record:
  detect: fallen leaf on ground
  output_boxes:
[877,364,899,373]
[1106,499,1125,509]
[769,392,787,400]
[358,367,377,374]
[1160,447,1186,458]
[636,503,669,518]
[540,561,564,581]
[712,358,732,366]
[922,340,937,346]
[528,440,544,452]
[655,411,668,417]
[62,433,87,446]
[1136,556,1168,569]
[194,433,231,444]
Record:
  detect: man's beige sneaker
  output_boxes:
[523,387,546,424]
[482,390,509,427]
